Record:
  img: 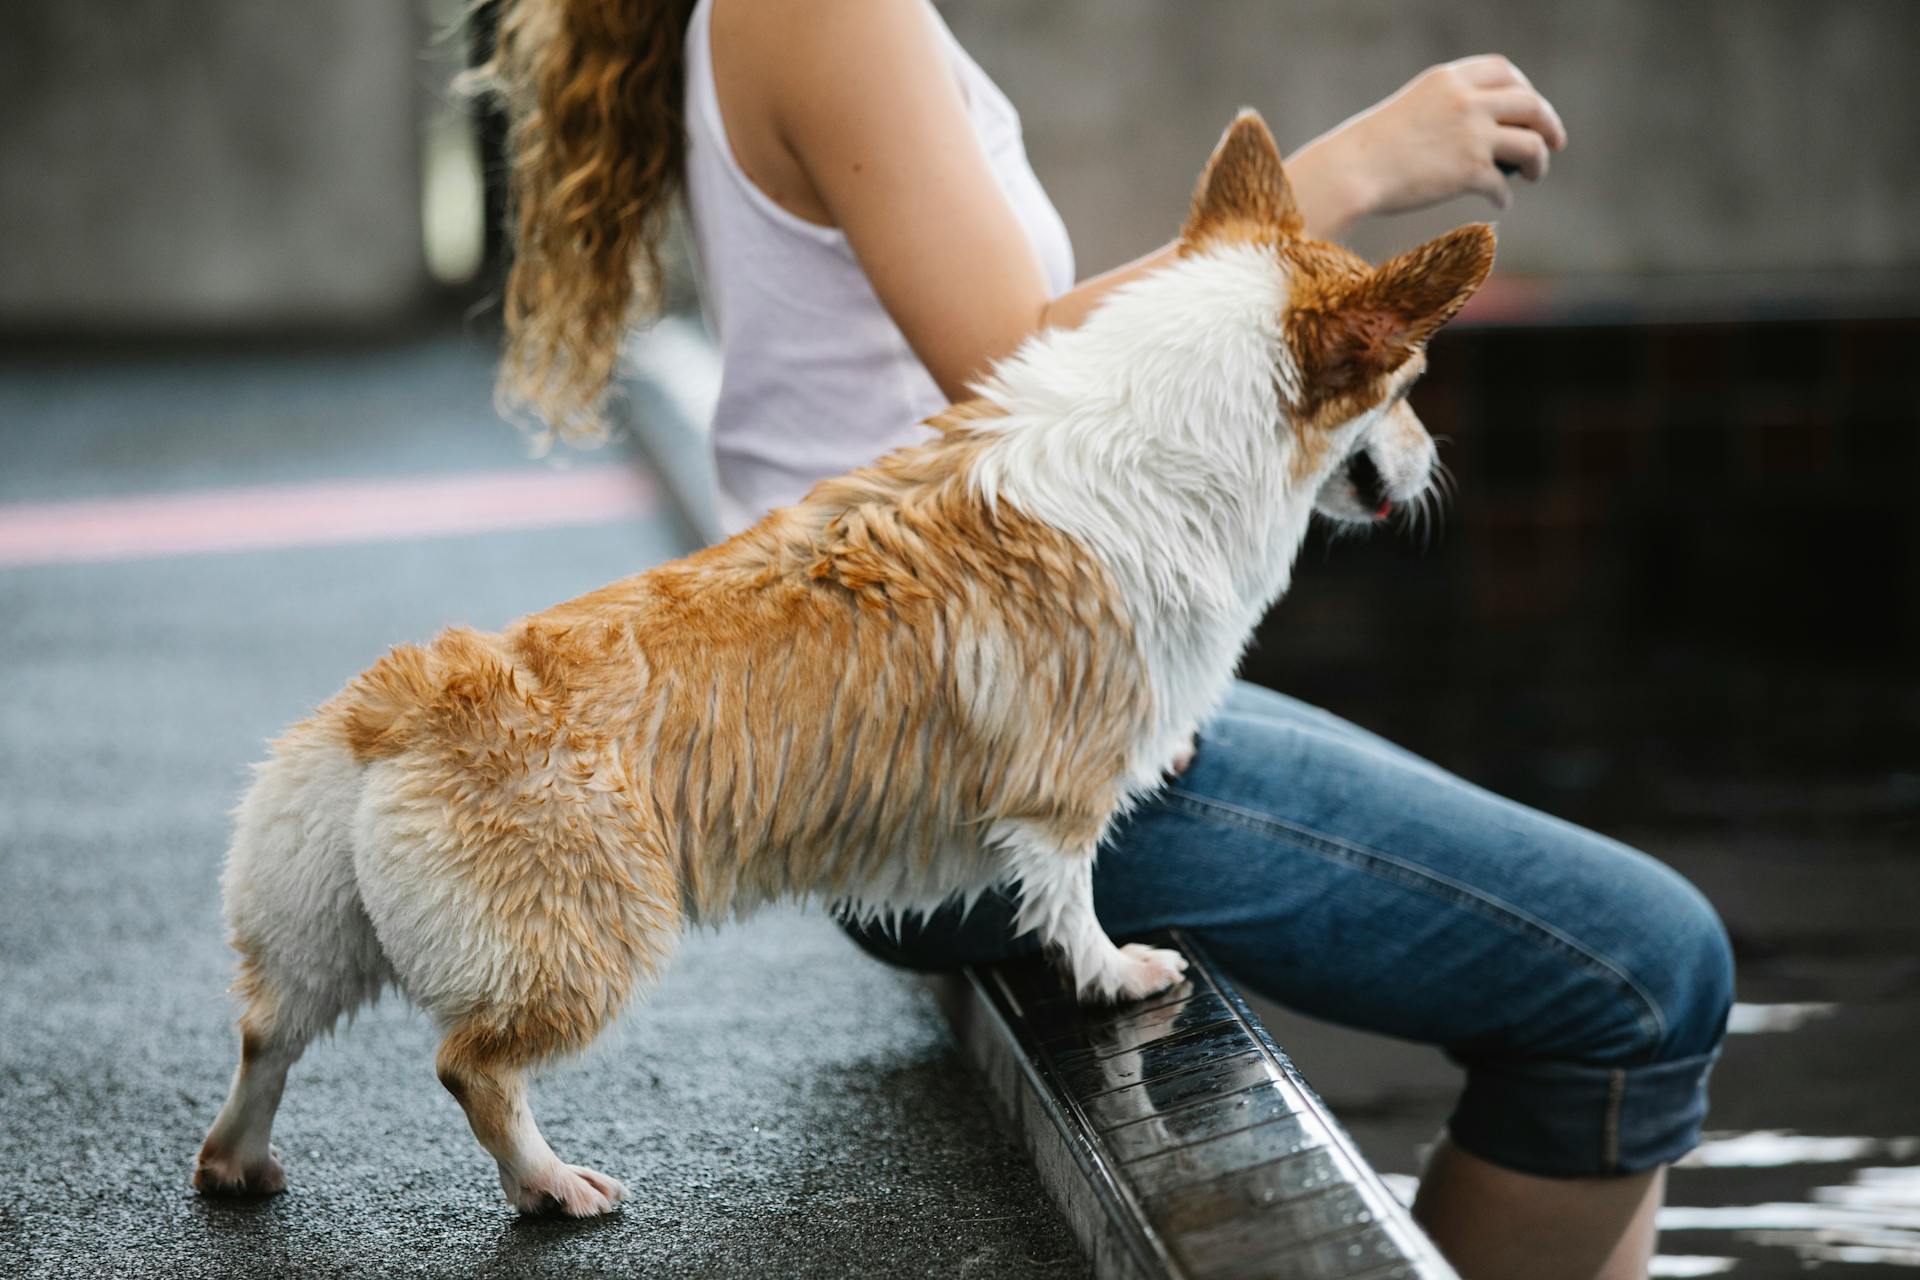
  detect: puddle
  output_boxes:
[1662,1164,1920,1269]
[1649,1258,1737,1278]
[1816,1165,1920,1211]
[1757,1234,1920,1268]
[1660,1202,1920,1232]
[1681,1131,1920,1168]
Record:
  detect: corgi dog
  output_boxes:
[193,111,1492,1217]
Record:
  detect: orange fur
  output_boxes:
[1182,110,1304,249]
[1282,229,1493,432]
[314,421,1144,1067]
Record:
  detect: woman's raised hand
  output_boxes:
[1288,55,1567,238]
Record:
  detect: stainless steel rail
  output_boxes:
[934,929,1458,1280]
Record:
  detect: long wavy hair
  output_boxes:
[466,0,697,448]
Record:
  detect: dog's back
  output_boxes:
[196,424,1145,1208]
[216,416,1145,1059]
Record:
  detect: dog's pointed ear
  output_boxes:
[1182,110,1302,247]
[1322,224,1496,378]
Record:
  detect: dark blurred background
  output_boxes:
[939,3,1920,855]
[2,2,1915,1276]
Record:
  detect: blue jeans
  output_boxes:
[846,681,1733,1179]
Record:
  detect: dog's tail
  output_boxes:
[337,627,533,763]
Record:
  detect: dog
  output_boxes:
[193,111,1492,1217]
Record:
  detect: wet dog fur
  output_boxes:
[193,112,1493,1215]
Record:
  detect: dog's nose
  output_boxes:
[1347,450,1391,517]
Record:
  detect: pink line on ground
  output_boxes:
[0,467,661,568]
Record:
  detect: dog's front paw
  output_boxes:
[193,1142,287,1198]
[506,1162,627,1218]
[1081,943,1190,1005]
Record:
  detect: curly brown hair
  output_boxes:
[466,0,698,449]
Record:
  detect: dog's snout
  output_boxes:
[1346,450,1392,517]
[1376,401,1437,497]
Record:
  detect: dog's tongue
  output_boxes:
[1373,498,1393,520]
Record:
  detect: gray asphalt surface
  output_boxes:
[0,334,1087,1279]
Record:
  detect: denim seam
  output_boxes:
[1158,788,1671,1049]
[1604,1067,1626,1174]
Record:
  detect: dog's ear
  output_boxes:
[1321,224,1496,378]
[1182,110,1302,247]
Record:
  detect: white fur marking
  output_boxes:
[969,245,1312,793]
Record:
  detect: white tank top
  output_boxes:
[682,0,1076,533]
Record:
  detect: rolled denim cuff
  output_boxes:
[1446,1048,1719,1178]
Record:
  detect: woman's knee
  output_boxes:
[1638,868,1735,1062]
[1554,853,1735,1069]
[1447,855,1732,1177]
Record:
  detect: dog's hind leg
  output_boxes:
[407,851,675,1218]
[344,680,682,1216]
[435,1022,627,1217]
[195,735,388,1197]
[193,956,327,1195]
[194,930,381,1196]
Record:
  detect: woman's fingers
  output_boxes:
[1453,53,1530,90]
[1467,162,1513,210]
[1492,126,1552,183]
[1454,55,1568,156]
[1321,54,1565,219]
[1483,89,1568,150]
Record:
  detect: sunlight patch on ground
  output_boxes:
[1681,1131,1920,1168]
[1724,1002,1839,1035]
[1649,1257,1737,1278]
[1662,1166,1920,1270]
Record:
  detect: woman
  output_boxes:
[476,3,1732,1276]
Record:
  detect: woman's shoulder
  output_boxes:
[711,0,955,121]
[706,0,964,231]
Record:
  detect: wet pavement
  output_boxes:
[3,327,1915,1277]
[0,333,1084,1279]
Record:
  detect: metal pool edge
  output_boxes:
[932,929,1458,1280]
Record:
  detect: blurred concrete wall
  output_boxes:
[6,1,1911,332]
[0,2,432,331]
[945,0,1920,290]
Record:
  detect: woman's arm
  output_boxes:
[722,0,1563,400]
